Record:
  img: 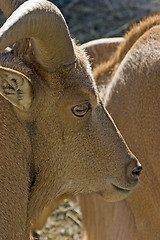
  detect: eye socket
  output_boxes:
[71,102,91,118]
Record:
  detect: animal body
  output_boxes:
[79,14,160,240]
[0,0,141,239]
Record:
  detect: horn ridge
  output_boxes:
[0,0,75,72]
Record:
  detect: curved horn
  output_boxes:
[0,0,25,17]
[0,0,75,72]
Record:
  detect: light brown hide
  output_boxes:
[79,15,160,240]
[0,95,31,239]
[79,194,136,240]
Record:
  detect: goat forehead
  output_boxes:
[67,74,98,101]
[48,62,96,92]
[68,66,97,92]
[68,75,96,92]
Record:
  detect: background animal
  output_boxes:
[0,0,141,239]
[79,14,160,240]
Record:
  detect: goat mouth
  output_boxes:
[111,184,131,193]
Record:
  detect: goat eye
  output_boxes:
[71,103,91,118]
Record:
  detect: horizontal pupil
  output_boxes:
[75,107,88,112]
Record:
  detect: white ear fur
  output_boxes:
[0,66,33,110]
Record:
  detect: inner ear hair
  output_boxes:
[0,66,33,110]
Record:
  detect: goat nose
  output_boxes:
[132,164,142,178]
[124,158,142,189]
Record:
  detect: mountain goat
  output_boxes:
[0,0,142,239]
[79,14,160,240]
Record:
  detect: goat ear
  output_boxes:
[0,66,33,110]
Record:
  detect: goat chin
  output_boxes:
[98,185,131,202]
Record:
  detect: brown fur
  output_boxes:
[82,38,124,69]
[0,1,141,239]
[94,14,160,81]
[79,13,160,240]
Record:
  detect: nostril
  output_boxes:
[132,165,142,177]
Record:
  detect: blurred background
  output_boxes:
[1,0,160,239]
[52,0,160,43]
